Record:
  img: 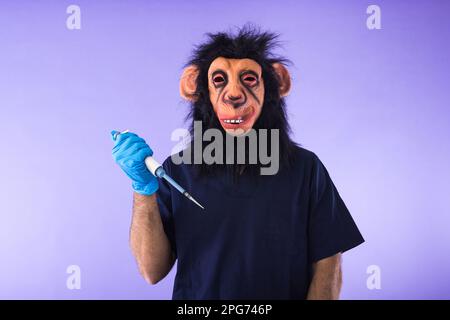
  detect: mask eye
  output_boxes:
[213,75,225,85]
[242,74,258,87]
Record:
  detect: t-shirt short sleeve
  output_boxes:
[155,159,177,257]
[308,154,364,262]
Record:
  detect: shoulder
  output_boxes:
[290,145,321,168]
[285,145,331,186]
[161,148,194,176]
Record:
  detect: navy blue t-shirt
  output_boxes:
[156,146,364,299]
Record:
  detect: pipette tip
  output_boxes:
[186,193,205,210]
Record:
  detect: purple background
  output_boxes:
[0,0,449,299]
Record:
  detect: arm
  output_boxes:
[111,131,175,285]
[307,253,342,300]
[130,192,176,285]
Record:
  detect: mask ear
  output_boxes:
[272,63,291,97]
[180,65,199,101]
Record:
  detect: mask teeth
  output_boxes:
[224,118,243,124]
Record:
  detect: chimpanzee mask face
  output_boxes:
[180,57,291,135]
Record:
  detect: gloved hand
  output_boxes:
[111,130,159,195]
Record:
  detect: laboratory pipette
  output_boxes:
[113,130,205,210]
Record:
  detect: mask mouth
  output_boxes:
[218,108,255,128]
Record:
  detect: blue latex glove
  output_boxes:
[111,130,159,195]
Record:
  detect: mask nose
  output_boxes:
[228,94,243,102]
[225,86,246,108]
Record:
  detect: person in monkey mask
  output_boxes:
[112,26,364,300]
